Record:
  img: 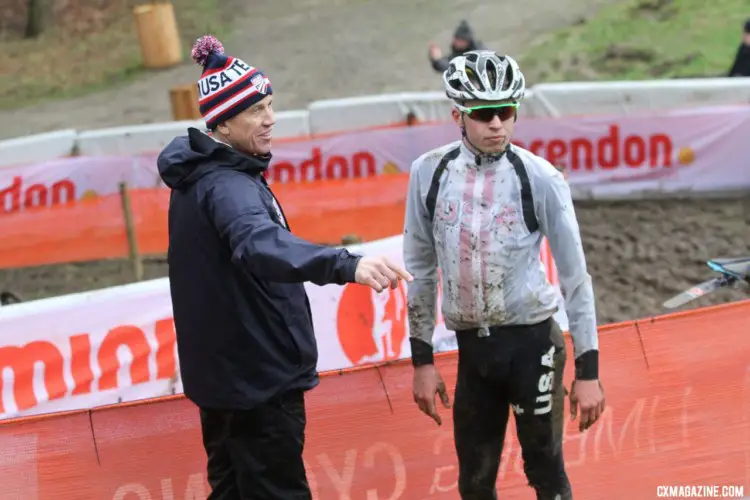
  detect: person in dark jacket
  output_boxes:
[428,20,486,73]
[0,291,22,306]
[728,18,750,77]
[157,35,412,500]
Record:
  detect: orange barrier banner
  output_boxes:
[0,189,169,269]
[273,172,408,243]
[0,301,748,499]
[0,174,410,269]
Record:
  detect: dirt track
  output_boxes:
[0,0,748,324]
[0,0,618,138]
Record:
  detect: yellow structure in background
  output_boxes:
[133,3,183,69]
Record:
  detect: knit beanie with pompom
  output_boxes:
[191,35,273,130]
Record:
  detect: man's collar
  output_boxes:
[459,139,509,166]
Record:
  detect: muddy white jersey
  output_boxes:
[403,141,598,359]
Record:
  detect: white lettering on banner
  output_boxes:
[160,474,207,500]
[3,105,750,200]
[313,443,408,500]
[429,431,458,494]
[363,442,407,500]
[317,450,357,495]
[112,474,207,500]
[113,483,151,500]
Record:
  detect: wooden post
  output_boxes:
[341,234,363,246]
[169,84,202,121]
[24,0,49,39]
[119,182,144,282]
[132,3,183,69]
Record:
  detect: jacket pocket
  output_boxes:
[266,283,306,367]
[284,286,317,367]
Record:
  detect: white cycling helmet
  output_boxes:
[443,50,525,103]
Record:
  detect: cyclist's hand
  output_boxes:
[569,379,605,432]
[413,365,451,425]
[428,43,442,60]
[355,256,412,292]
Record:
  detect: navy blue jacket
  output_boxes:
[157,128,361,410]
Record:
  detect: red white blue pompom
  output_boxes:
[191,35,225,66]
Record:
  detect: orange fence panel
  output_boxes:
[0,410,98,498]
[635,301,750,489]
[273,172,409,243]
[88,397,206,498]
[0,174,410,269]
[0,189,170,269]
[0,302,747,499]
[0,195,130,269]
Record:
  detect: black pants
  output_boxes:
[199,389,312,500]
[453,317,571,500]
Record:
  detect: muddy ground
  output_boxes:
[2,197,748,324]
[0,0,748,323]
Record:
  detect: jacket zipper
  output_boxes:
[259,176,302,367]
[260,176,292,231]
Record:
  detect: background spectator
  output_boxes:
[0,291,22,306]
[728,18,750,77]
[428,20,485,73]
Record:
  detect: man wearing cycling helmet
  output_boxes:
[404,50,605,499]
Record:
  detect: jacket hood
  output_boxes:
[453,20,475,42]
[451,20,482,53]
[157,127,272,190]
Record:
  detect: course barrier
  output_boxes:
[1,78,749,166]
[0,129,78,167]
[0,232,562,419]
[531,78,750,117]
[0,300,748,499]
[2,105,750,231]
[2,104,750,271]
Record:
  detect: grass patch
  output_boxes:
[520,0,748,83]
[0,0,234,110]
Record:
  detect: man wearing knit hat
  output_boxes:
[158,35,412,499]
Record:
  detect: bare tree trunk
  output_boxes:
[24,0,49,39]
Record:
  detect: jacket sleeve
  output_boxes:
[537,167,600,380]
[403,160,439,366]
[728,45,742,76]
[430,56,450,72]
[202,171,361,286]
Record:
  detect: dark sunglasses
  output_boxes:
[460,102,520,123]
